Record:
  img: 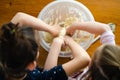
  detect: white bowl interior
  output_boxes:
[38,0,95,57]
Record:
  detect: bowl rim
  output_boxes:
[38,0,94,21]
[38,0,95,57]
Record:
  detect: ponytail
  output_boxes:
[0,22,18,64]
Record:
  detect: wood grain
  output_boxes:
[0,0,120,67]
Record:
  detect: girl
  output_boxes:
[67,22,120,80]
[0,12,90,80]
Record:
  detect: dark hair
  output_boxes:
[0,22,38,79]
[79,44,120,80]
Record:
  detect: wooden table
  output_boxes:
[0,0,120,67]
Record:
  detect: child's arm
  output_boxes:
[66,21,111,36]
[44,36,90,76]
[11,12,60,36]
[67,21,115,45]
[62,36,90,76]
[44,37,64,70]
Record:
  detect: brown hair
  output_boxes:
[80,44,120,80]
[0,22,38,79]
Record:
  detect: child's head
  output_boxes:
[89,44,120,80]
[0,23,38,79]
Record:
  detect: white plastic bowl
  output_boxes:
[38,0,95,57]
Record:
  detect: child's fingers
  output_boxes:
[64,36,72,45]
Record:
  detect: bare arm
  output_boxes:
[11,12,60,36]
[44,37,64,70]
[62,36,90,76]
[67,21,111,36]
[44,36,90,76]
[67,21,115,45]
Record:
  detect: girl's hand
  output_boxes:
[66,23,77,36]
[64,36,74,46]
[50,25,62,37]
[53,36,64,46]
